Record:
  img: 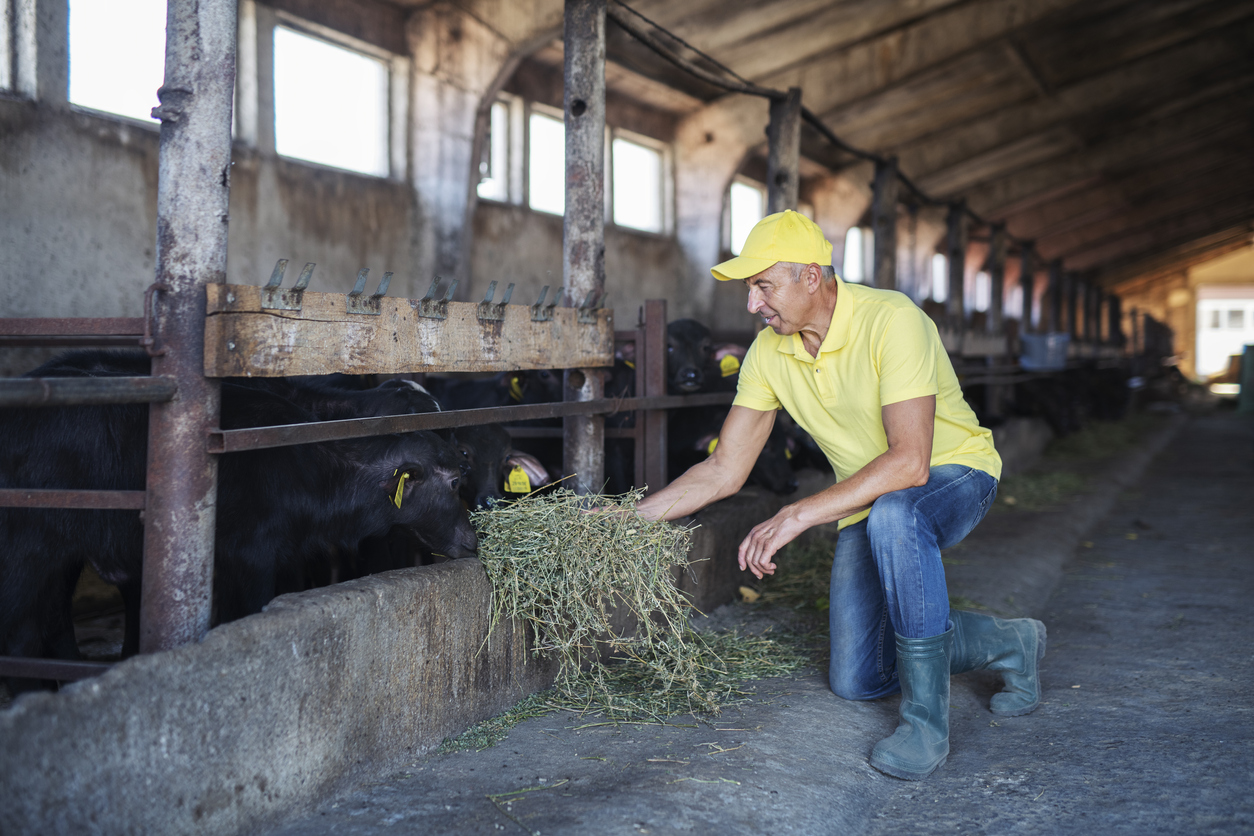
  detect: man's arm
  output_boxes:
[635,405,776,522]
[738,395,936,579]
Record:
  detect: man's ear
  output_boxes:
[805,262,823,293]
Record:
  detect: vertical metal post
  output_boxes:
[1066,273,1080,340]
[1019,247,1035,333]
[140,0,236,653]
[562,0,607,495]
[871,158,899,290]
[765,87,802,215]
[946,202,968,328]
[1048,259,1064,333]
[642,299,668,492]
[1108,294,1124,347]
[987,223,1006,333]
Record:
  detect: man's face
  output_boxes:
[744,262,806,335]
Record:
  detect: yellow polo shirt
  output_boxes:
[733,276,1001,529]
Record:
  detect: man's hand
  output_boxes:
[738,505,807,579]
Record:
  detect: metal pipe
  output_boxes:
[140,0,236,654]
[766,87,801,214]
[0,317,145,336]
[0,376,176,407]
[207,390,734,454]
[562,0,607,496]
[0,657,112,682]
[0,489,146,510]
[871,158,899,290]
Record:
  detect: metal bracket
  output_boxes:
[141,282,171,357]
[416,276,458,320]
[476,280,515,322]
[346,269,392,316]
[261,259,314,311]
[577,290,605,325]
[530,285,562,322]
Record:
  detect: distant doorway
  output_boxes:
[1196,286,1254,379]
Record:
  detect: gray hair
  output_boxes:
[783,262,836,283]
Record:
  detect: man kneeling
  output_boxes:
[635,210,1045,780]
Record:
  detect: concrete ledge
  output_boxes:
[0,562,555,836]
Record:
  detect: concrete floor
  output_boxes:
[264,411,1253,836]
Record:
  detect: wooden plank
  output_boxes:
[204,284,613,378]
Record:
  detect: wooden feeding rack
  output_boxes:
[203,262,614,377]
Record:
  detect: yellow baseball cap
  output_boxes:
[711,210,833,281]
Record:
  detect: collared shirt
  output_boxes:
[733,275,1001,529]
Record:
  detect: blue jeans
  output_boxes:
[828,464,998,700]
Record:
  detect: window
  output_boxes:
[1228,309,1245,329]
[528,109,565,216]
[931,253,949,302]
[842,227,873,284]
[68,0,167,122]
[1,0,12,92]
[729,179,765,255]
[273,26,389,177]
[1208,310,1221,329]
[478,98,511,202]
[611,134,667,233]
[974,270,991,312]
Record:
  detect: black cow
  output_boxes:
[0,351,476,681]
[424,370,563,412]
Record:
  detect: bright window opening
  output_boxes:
[1,0,13,92]
[69,0,167,122]
[274,27,389,177]
[842,227,873,284]
[1196,296,1254,377]
[528,110,565,216]
[478,99,511,202]
[729,180,765,255]
[974,270,991,312]
[612,137,664,233]
[931,254,949,302]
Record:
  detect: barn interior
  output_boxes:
[1,0,1253,832]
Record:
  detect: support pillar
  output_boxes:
[946,202,967,328]
[987,223,1006,333]
[1048,259,1064,334]
[871,158,899,290]
[140,0,236,652]
[1066,272,1080,340]
[562,0,606,495]
[1019,247,1035,333]
[765,87,801,215]
[1108,294,1124,347]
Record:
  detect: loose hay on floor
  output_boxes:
[470,489,813,724]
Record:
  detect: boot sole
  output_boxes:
[870,754,948,781]
[991,619,1046,717]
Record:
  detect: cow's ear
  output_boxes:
[382,464,426,509]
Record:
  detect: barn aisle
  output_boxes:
[263,411,1253,836]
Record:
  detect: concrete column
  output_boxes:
[561,0,606,496]
[141,0,237,652]
[871,158,899,290]
[1019,248,1035,332]
[765,87,801,214]
[14,0,68,104]
[987,223,1006,333]
[946,202,967,327]
[1048,259,1064,333]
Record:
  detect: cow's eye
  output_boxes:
[460,448,470,458]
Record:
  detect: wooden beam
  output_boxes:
[1019,247,1037,331]
[1097,222,1254,289]
[766,87,802,213]
[203,285,614,377]
[562,0,608,496]
[1047,259,1064,333]
[987,223,1007,332]
[946,202,968,326]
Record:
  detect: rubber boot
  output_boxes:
[948,609,1047,716]
[869,629,950,780]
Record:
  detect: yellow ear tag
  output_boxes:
[623,360,635,370]
[719,355,741,377]
[508,375,524,403]
[785,447,793,460]
[505,465,532,494]
[705,437,719,456]
[392,471,410,509]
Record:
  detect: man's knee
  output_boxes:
[866,491,918,543]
